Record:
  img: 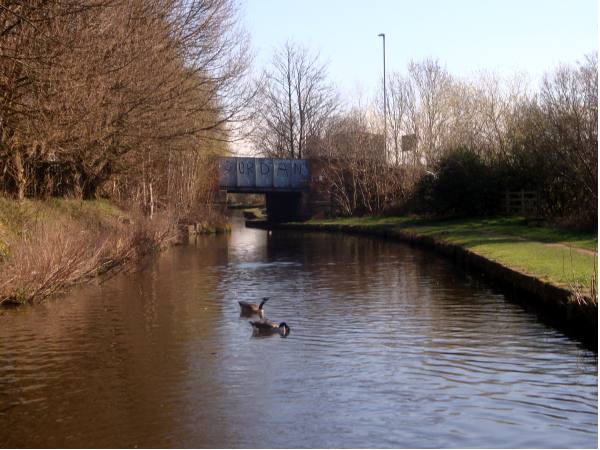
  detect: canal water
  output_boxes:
[0,214,597,448]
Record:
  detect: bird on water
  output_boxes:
[238,297,269,317]
[249,319,290,337]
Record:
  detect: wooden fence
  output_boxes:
[504,190,539,216]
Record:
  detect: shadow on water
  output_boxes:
[406,243,598,353]
[473,274,598,353]
[0,211,596,448]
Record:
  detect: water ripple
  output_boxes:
[0,215,596,448]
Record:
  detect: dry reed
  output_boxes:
[567,246,598,306]
[0,210,175,306]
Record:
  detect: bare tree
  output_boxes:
[464,71,531,160]
[253,41,340,159]
[317,107,410,216]
[384,72,417,165]
[539,53,597,210]
[408,58,452,165]
[0,0,254,213]
[442,78,480,152]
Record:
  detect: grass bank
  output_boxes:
[251,215,597,345]
[0,197,175,306]
[304,216,597,298]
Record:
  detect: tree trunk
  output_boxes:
[149,182,154,219]
[13,150,26,201]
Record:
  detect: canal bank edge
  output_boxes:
[0,198,229,306]
[247,220,598,348]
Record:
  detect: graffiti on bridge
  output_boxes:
[218,157,310,190]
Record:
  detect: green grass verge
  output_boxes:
[304,215,598,296]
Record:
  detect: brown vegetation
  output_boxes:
[0,0,252,217]
[250,47,596,227]
[312,110,414,216]
[379,56,598,226]
[0,200,175,305]
[0,0,251,305]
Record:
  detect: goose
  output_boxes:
[249,319,290,337]
[238,297,269,317]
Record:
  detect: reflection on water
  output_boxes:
[0,213,597,448]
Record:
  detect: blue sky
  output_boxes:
[241,0,598,96]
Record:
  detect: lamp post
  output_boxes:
[378,33,386,159]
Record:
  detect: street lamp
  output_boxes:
[378,33,386,159]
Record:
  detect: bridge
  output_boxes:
[218,157,329,221]
[218,157,310,192]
